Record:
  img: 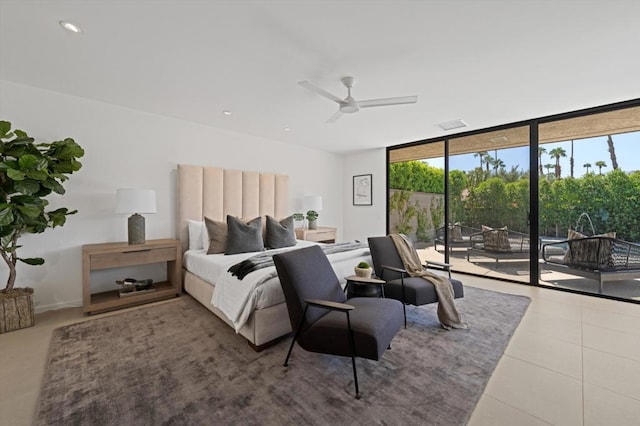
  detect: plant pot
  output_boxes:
[0,288,35,333]
[354,267,372,279]
[308,220,317,230]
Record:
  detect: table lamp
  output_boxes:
[115,189,157,245]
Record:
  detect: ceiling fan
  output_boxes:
[298,76,418,123]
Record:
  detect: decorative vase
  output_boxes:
[0,288,35,334]
[354,267,372,279]
[308,220,317,230]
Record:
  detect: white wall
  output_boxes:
[0,80,345,312]
[342,148,387,242]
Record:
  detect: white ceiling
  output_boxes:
[1,0,639,154]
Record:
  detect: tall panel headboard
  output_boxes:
[176,165,289,252]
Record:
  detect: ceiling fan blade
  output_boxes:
[298,80,344,104]
[326,110,343,123]
[358,96,418,108]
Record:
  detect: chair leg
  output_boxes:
[346,312,360,399]
[402,303,407,328]
[284,305,309,367]
[401,275,407,328]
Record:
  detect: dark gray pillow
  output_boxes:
[205,217,228,254]
[265,215,296,249]
[225,216,264,255]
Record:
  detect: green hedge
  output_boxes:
[390,161,640,241]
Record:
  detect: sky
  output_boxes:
[425,131,639,178]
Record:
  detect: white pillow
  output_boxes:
[187,220,209,251]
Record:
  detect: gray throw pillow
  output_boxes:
[205,217,227,254]
[265,215,296,249]
[226,216,264,255]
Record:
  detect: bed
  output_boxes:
[176,164,372,350]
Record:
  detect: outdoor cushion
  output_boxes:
[482,225,511,252]
[450,222,463,241]
[563,229,616,269]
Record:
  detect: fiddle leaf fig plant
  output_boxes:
[0,121,84,292]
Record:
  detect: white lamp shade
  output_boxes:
[115,189,157,214]
[303,195,323,211]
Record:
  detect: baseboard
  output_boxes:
[35,300,82,314]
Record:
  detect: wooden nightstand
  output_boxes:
[295,227,337,243]
[82,238,182,314]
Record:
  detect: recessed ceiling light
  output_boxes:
[59,21,84,34]
[284,127,291,132]
[435,119,468,131]
[222,110,231,116]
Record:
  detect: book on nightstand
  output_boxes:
[116,278,155,298]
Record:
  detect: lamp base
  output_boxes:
[128,213,146,245]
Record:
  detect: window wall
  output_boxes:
[388,141,445,262]
[537,106,640,300]
[448,126,531,283]
[387,99,640,302]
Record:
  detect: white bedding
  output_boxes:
[183,240,372,332]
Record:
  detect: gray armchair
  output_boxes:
[368,236,464,327]
[273,245,403,399]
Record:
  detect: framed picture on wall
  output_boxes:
[353,174,372,206]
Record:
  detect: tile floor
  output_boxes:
[466,277,640,426]
[1,277,640,425]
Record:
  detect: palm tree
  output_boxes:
[493,158,505,175]
[538,147,546,176]
[544,163,554,178]
[583,163,592,174]
[595,160,607,175]
[483,154,493,174]
[570,140,574,178]
[549,147,567,179]
[606,135,619,170]
[474,151,487,170]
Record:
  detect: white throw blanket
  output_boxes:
[209,242,372,332]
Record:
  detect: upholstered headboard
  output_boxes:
[176,165,290,252]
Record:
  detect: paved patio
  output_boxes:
[418,245,640,301]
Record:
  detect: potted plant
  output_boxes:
[306,210,319,230]
[354,261,372,279]
[292,212,304,229]
[0,121,84,333]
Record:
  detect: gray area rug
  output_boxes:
[36,286,530,425]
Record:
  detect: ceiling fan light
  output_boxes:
[340,97,359,113]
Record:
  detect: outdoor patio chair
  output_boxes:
[434,223,480,253]
[467,226,533,265]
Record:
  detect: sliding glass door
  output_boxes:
[538,106,640,300]
[386,99,640,302]
[447,126,531,283]
[388,141,447,265]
